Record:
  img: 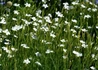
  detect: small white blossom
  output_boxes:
[81,28,88,32]
[87,8,91,12]
[56,11,64,17]
[42,4,48,8]
[23,58,30,64]
[0,17,6,24]
[82,43,88,48]
[72,2,79,5]
[96,26,98,29]
[63,49,67,53]
[63,56,67,59]
[92,8,97,12]
[25,14,32,17]
[73,50,82,57]
[21,44,29,49]
[24,3,31,7]
[84,14,91,19]
[13,10,19,15]
[80,40,85,44]
[35,52,41,57]
[90,66,96,70]
[91,54,95,58]
[60,39,66,43]
[44,16,52,23]
[3,29,10,35]
[72,19,77,23]
[81,4,86,8]
[63,2,69,10]
[12,18,17,21]
[45,49,54,54]
[35,61,42,66]
[11,48,18,52]
[12,25,23,31]
[13,3,20,7]
[50,33,56,38]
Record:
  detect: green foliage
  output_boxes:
[0,1,98,70]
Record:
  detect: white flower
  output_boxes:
[82,43,88,48]
[23,58,30,64]
[55,11,64,17]
[60,39,66,43]
[58,44,65,47]
[87,8,91,12]
[80,40,85,44]
[74,25,80,29]
[11,48,18,52]
[73,50,82,57]
[72,2,79,5]
[63,2,69,10]
[96,26,98,29]
[42,4,48,8]
[12,18,17,21]
[8,54,14,58]
[36,9,42,14]
[33,22,39,26]
[13,3,20,7]
[0,54,1,57]
[13,10,19,15]
[35,52,41,57]
[31,17,37,21]
[84,14,91,19]
[40,26,49,32]
[24,3,31,7]
[63,49,67,53]
[2,47,11,54]
[50,33,56,38]
[21,44,29,49]
[33,27,37,32]
[25,14,32,17]
[72,19,77,23]
[92,8,97,12]
[55,18,59,22]
[12,25,23,31]
[63,56,67,59]
[71,29,77,33]
[42,0,46,3]
[91,54,95,58]
[35,61,42,66]
[45,49,54,54]
[0,17,6,24]
[81,4,86,8]
[81,28,88,32]
[90,66,96,70]
[3,29,10,35]
[44,16,52,23]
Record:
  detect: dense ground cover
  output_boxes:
[0,0,98,70]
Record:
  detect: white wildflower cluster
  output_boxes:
[0,17,6,24]
[80,40,88,48]
[63,2,69,10]
[55,11,64,18]
[2,46,17,58]
[50,31,56,38]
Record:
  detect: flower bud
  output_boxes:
[6,1,12,7]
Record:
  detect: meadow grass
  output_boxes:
[0,0,98,70]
